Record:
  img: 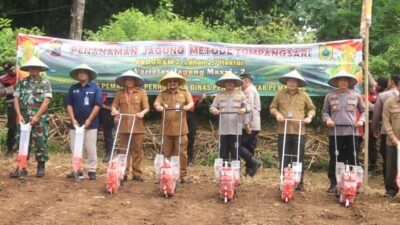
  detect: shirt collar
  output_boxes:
[285,88,299,94]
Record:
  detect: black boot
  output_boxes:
[37,161,45,177]
[10,167,28,178]
[327,180,337,193]
[5,148,13,159]
[240,147,262,177]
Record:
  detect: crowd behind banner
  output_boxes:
[3,42,400,200]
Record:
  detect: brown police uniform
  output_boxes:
[382,95,400,195]
[112,88,149,177]
[154,88,193,178]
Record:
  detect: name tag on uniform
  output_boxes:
[84,96,89,106]
[287,111,293,118]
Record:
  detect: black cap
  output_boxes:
[2,61,14,71]
[240,73,253,81]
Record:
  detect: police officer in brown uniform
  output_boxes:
[154,72,194,183]
[322,71,365,193]
[112,70,149,181]
[270,70,316,191]
[382,77,400,197]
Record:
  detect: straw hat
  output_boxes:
[69,64,97,81]
[115,70,144,87]
[278,70,307,87]
[159,71,186,87]
[215,71,243,88]
[20,57,49,72]
[328,71,358,88]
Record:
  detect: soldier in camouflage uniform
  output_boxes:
[10,57,52,178]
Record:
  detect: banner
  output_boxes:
[16,34,363,96]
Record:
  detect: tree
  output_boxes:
[69,0,85,40]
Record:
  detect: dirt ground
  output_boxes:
[1,153,400,225]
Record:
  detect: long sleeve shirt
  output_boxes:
[382,95,400,146]
[243,84,261,131]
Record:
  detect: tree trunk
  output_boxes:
[69,0,86,40]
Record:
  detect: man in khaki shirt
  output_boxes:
[154,72,194,183]
[382,78,400,197]
[270,70,316,192]
[112,70,149,182]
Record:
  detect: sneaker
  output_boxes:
[67,171,83,179]
[132,176,143,182]
[88,172,96,180]
[180,177,192,184]
[10,168,28,178]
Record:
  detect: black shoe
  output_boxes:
[88,172,96,180]
[384,191,397,198]
[327,184,337,193]
[5,150,13,159]
[37,162,45,177]
[103,154,111,163]
[248,160,262,177]
[180,177,192,184]
[132,176,143,182]
[10,168,27,178]
[295,182,305,192]
[67,171,83,179]
[123,175,128,181]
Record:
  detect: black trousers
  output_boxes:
[385,146,399,194]
[380,134,387,179]
[368,126,378,169]
[328,135,360,184]
[278,134,305,182]
[99,108,114,157]
[220,135,241,162]
[242,130,259,168]
[186,111,196,163]
[7,104,16,152]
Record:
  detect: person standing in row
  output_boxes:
[10,57,52,178]
[154,71,194,184]
[186,93,206,166]
[322,71,365,193]
[111,70,149,182]
[240,73,262,176]
[269,70,316,191]
[0,61,17,159]
[65,64,102,180]
[99,92,114,163]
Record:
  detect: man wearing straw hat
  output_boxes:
[154,71,194,184]
[269,70,316,192]
[10,57,52,178]
[210,71,259,169]
[65,64,102,180]
[322,71,365,193]
[111,70,149,182]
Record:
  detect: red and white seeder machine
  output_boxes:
[105,114,136,194]
[154,108,183,198]
[334,125,364,208]
[213,112,241,203]
[280,119,303,203]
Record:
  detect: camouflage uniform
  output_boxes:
[14,75,52,162]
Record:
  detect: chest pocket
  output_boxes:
[330,99,340,111]
[232,94,242,109]
[391,108,400,120]
[132,96,141,105]
[346,99,357,112]
[294,100,305,112]
[34,89,44,103]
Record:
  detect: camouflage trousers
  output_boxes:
[16,116,49,162]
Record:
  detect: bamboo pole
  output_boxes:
[364,29,370,190]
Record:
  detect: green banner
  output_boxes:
[17,34,363,96]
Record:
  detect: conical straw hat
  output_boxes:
[278,70,307,87]
[116,70,144,87]
[328,71,358,88]
[215,71,243,88]
[159,71,186,87]
[69,64,97,80]
[20,57,49,72]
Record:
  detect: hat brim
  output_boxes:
[69,69,97,81]
[278,77,307,87]
[215,78,243,88]
[116,76,145,87]
[328,76,358,88]
[20,65,48,72]
[159,78,186,87]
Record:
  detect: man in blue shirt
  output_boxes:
[65,64,102,180]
